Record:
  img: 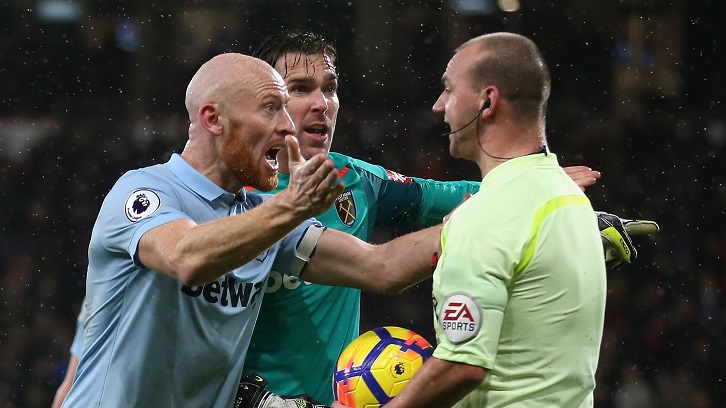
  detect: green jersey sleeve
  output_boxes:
[410,177,480,226]
[345,155,479,227]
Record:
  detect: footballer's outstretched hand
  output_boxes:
[283,135,345,219]
[235,373,330,408]
[596,212,659,270]
[564,166,601,191]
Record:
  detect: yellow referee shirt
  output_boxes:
[432,153,607,408]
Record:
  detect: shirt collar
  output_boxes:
[481,152,560,187]
[165,153,239,206]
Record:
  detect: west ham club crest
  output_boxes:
[335,190,356,227]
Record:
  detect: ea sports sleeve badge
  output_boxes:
[125,189,161,222]
[438,292,482,344]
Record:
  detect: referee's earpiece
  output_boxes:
[441,98,491,136]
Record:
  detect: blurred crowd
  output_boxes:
[1,0,725,407]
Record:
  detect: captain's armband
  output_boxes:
[290,223,327,276]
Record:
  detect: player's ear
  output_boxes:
[200,103,223,136]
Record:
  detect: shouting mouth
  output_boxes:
[303,123,329,142]
[264,146,283,171]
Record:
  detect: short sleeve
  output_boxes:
[69,301,88,358]
[95,170,192,266]
[432,192,528,369]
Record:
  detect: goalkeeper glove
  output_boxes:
[235,373,329,408]
[596,211,659,270]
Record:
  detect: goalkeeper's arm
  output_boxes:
[234,373,329,408]
[597,212,659,270]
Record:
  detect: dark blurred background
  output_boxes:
[1,0,725,407]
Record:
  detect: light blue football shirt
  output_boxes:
[69,303,87,358]
[62,154,317,408]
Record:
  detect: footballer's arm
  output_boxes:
[137,145,343,287]
[51,355,79,408]
[301,226,440,294]
[138,195,316,287]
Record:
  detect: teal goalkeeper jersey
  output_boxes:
[244,152,479,404]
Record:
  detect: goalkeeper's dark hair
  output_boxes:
[253,30,339,78]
